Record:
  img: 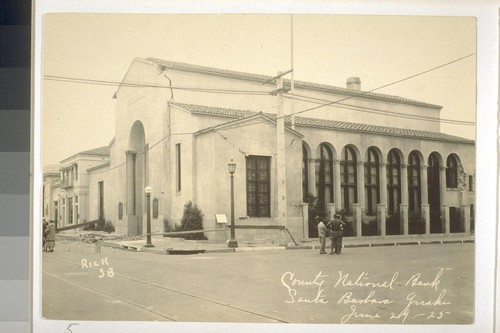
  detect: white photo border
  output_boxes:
[32,1,499,333]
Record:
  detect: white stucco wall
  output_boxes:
[47,58,475,241]
[138,58,442,133]
[299,124,475,211]
[193,115,304,242]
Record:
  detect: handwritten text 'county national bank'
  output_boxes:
[280,268,451,324]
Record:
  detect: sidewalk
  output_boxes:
[55,230,474,255]
[294,233,474,251]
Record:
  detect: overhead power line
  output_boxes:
[285,93,475,126]
[45,52,475,127]
[285,52,476,119]
[55,48,476,177]
[44,75,270,96]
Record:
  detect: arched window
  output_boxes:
[408,152,421,213]
[446,155,458,188]
[387,150,401,214]
[427,153,441,232]
[364,148,379,215]
[341,146,357,211]
[315,144,333,214]
[302,144,309,202]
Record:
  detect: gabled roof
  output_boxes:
[79,146,110,156]
[87,161,111,173]
[170,102,474,144]
[172,103,251,118]
[43,164,60,176]
[60,145,110,164]
[146,57,442,109]
[187,107,303,138]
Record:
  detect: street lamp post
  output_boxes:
[144,186,154,247]
[227,159,238,248]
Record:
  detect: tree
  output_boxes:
[180,201,206,240]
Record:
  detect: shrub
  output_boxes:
[163,218,182,237]
[409,210,425,234]
[362,219,378,236]
[337,209,353,217]
[304,193,319,211]
[180,201,207,240]
[83,219,94,231]
[386,212,401,235]
[95,218,105,231]
[305,193,322,226]
[163,218,172,236]
[103,220,115,233]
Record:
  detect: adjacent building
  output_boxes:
[42,57,475,243]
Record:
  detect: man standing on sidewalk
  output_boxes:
[317,216,327,254]
[329,214,346,255]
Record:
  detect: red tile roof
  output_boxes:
[79,146,110,156]
[293,116,474,143]
[171,102,474,144]
[147,58,442,108]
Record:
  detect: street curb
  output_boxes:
[57,233,475,254]
[235,246,286,252]
[205,248,235,253]
[370,243,396,247]
[286,239,474,251]
[286,245,313,250]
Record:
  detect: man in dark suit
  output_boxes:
[328,214,346,255]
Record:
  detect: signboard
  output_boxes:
[215,214,228,224]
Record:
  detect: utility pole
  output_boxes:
[290,14,295,130]
[277,72,286,238]
[266,70,292,245]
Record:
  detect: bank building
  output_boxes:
[42,57,475,244]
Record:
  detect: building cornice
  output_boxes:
[170,102,474,145]
[146,57,443,109]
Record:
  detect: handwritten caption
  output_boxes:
[280,268,451,324]
[81,257,115,278]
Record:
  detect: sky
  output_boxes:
[42,13,476,166]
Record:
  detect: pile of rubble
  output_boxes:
[79,233,107,244]
[77,232,137,244]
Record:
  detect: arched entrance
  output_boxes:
[125,121,146,236]
[308,143,334,238]
[316,143,334,218]
[340,145,358,213]
[428,153,442,233]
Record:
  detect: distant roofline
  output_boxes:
[144,57,443,109]
[191,110,303,138]
[87,162,110,173]
[43,164,60,175]
[60,146,110,165]
[171,102,474,145]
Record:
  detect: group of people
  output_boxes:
[317,214,346,255]
[42,220,56,252]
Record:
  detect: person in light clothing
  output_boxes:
[45,221,56,252]
[316,216,327,254]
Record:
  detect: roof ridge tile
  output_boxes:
[170,102,473,144]
[146,58,441,108]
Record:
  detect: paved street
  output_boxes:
[42,239,474,324]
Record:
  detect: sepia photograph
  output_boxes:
[32,3,496,332]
